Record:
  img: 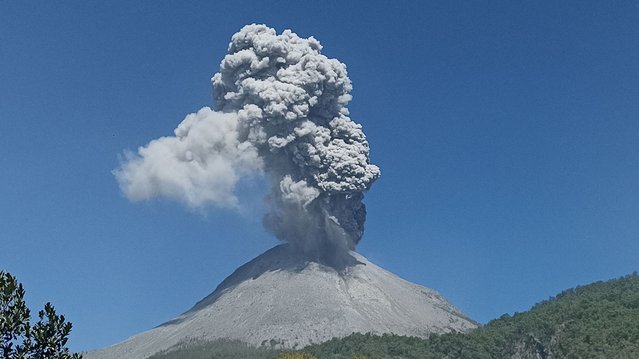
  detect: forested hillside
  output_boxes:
[305,272,639,358]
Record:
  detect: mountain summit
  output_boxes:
[87,245,476,359]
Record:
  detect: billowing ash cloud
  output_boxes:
[115,24,380,261]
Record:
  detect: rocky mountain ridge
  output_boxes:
[86,245,475,359]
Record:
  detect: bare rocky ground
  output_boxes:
[86,244,476,359]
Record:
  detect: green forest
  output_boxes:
[149,272,639,359]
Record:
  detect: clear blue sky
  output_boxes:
[1,1,638,353]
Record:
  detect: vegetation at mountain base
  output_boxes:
[277,353,318,359]
[146,339,282,359]
[147,341,327,359]
[0,271,82,359]
[150,272,639,359]
[304,272,639,358]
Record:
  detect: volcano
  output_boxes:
[87,245,476,359]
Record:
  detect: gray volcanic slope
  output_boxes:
[86,245,476,359]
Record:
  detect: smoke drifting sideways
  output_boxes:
[114,24,380,265]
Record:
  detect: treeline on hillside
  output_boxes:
[305,272,639,358]
[147,339,281,359]
[150,272,639,359]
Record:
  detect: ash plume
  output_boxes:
[115,24,380,261]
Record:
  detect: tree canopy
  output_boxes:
[305,273,639,358]
[0,271,81,359]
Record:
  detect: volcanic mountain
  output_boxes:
[87,245,476,359]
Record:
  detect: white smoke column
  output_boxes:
[115,24,380,263]
[114,108,263,208]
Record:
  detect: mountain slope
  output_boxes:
[86,245,476,359]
